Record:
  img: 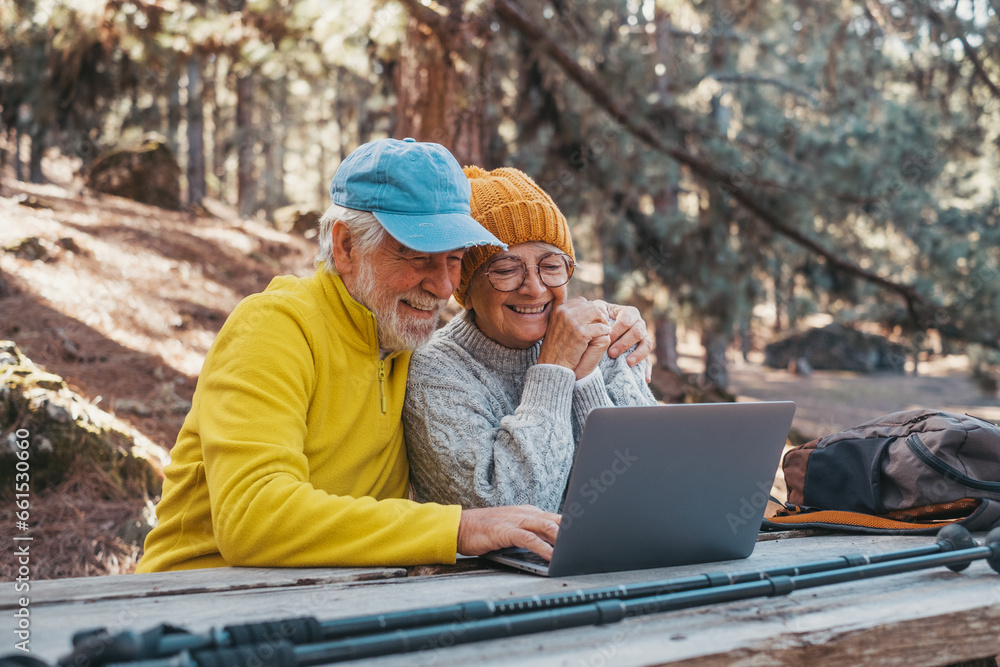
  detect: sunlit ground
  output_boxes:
[672,334,1000,513]
[716,348,998,439]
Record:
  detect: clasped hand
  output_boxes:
[536,297,613,379]
[537,298,653,380]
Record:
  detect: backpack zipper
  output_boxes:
[878,412,936,427]
[906,434,1000,492]
[966,412,1000,427]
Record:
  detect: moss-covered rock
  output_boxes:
[648,365,736,404]
[0,340,168,498]
[84,136,181,210]
[763,323,907,374]
[273,204,321,236]
[3,236,52,261]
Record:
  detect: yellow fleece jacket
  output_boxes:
[137,268,462,572]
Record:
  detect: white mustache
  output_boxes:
[401,294,445,312]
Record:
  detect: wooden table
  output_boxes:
[6,531,1000,666]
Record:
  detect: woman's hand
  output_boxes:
[592,300,653,382]
[537,297,612,380]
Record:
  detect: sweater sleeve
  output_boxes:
[404,359,577,513]
[197,297,461,568]
[571,352,658,442]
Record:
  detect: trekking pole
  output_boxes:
[53,525,998,667]
[296,527,1000,665]
[314,522,979,639]
[60,523,976,667]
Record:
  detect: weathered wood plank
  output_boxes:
[355,561,1000,667]
[11,534,999,666]
[5,565,408,608]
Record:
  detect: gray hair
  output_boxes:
[314,204,390,273]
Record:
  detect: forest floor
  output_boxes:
[0,161,316,579]
[675,342,1000,441]
[1,158,998,579]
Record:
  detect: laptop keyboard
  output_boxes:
[501,549,550,566]
[510,551,549,567]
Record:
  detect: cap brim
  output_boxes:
[373,211,508,253]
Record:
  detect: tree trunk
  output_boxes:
[236,69,256,217]
[28,122,44,183]
[210,54,227,201]
[186,53,206,206]
[392,9,490,165]
[654,316,680,372]
[166,60,182,157]
[0,126,9,173]
[317,90,328,208]
[356,78,374,148]
[260,79,287,220]
[14,124,24,182]
[124,87,142,131]
[702,330,730,389]
[739,319,752,362]
[336,68,348,162]
[272,81,287,210]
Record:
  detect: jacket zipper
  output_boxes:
[378,359,387,414]
[906,434,1000,492]
[369,309,388,415]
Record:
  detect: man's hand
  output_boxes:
[457,506,562,560]
[593,301,653,382]
[537,297,612,380]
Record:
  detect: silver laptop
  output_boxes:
[484,401,796,577]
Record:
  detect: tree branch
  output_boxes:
[395,0,461,52]
[926,6,1000,101]
[709,73,819,103]
[492,0,929,323]
[727,172,892,206]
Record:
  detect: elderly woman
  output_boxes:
[403,166,657,513]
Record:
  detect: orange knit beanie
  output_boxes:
[455,166,575,307]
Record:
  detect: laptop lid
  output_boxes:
[486,401,795,577]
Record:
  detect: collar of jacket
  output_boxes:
[316,265,408,362]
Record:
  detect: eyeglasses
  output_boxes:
[483,252,576,292]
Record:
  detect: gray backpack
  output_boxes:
[766,409,1000,534]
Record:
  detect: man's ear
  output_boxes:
[330,220,356,278]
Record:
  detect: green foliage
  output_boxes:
[2,0,998,365]
[469,0,999,357]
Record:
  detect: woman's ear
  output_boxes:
[330,220,355,278]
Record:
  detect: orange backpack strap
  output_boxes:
[763,498,1000,535]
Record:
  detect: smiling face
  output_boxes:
[465,242,568,349]
[340,228,463,353]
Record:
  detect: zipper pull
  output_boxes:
[378,359,387,414]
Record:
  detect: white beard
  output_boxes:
[351,258,446,353]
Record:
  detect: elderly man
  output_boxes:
[137,138,649,572]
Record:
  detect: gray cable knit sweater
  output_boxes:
[403,310,657,512]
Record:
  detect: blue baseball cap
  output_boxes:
[330,138,507,253]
